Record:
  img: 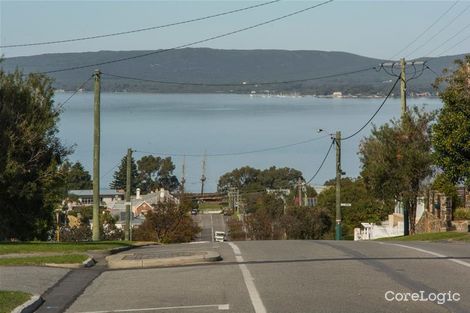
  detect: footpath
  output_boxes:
[1,242,221,313]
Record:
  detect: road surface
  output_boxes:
[193,213,227,242]
[65,240,470,313]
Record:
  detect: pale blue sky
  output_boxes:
[1,1,469,59]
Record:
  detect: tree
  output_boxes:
[217,166,302,193]
[137,155,179,193]
[133,197,200,243]
[0,69,69,240]
[316,177,387,238]
[282,206,332,240]
[359,107,434,234]
[60,161,92,191]
[110,154,139,193]
[433,56,470,187]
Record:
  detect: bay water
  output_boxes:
[55,93,442,192]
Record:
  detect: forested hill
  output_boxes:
[2,48,466,95]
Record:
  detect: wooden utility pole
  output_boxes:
[400,58,407,117]
[180,157,186,203]
[335,131,342,240]
[297,177,303,207]
[92,69,101,241]
[200,153,207,196]
[125,148,132,241]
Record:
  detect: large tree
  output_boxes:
[0,69,69,240]
[60,161,92,191]
[316,177,387,238]
[217,166,302,193]
[137,155,179,193]
[359,107,434,234]
[433,56,470,187]
[110,154,139,193]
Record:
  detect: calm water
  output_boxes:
[55,93,442,192]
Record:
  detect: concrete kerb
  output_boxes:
[12,294,44,313]
[106,250,222,269]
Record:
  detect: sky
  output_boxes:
[1,0,470,60]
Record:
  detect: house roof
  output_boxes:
[69,189,125,197]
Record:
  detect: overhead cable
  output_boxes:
[134,135,330,158]
[38,0,334,74]
[342,75,401,141]
[101,66,375,87]
[0,0,281,48]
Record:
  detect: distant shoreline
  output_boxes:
[53,90,439,99]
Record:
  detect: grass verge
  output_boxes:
[0,254,89,266]
[0,290,31,313]
[0,241,133,255]
[380,232,470,242]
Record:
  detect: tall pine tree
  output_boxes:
[110,154,139,193]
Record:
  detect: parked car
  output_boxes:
[214,231,226,242]
[191,208,198,215]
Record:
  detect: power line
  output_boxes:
[38,0,334,74]
[306,139,334,184]
[134,135,330,158]
[56,75,93,110]
[389,1,459,60]
[436,31,470,57]
[0,1,281,48]
[342,75,401,141]
[101,66,376,87]
[423,21,470,57]
[406,2,470,59]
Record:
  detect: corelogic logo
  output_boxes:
[385,291,461,305]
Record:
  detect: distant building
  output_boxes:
[332,91,343,98]
[66,189,124,209]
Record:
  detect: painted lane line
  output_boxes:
[387,243,470,268]
[228,242,267,313]
[77,303,230,313]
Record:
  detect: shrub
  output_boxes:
[454,208,470,220]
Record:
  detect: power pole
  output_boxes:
[125,148,132,241]
[297,177,303,207]
[335,131,342,240]
[92,69,101,241]
[180,157,186,202]
[200,152,207,196]
[400,58,407,117]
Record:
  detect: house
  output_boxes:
[66,189,125,210]
[109,188,179,219]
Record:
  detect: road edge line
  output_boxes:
[385,242,470,268]
[228,242,267,313]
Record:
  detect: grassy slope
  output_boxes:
[0,241,132,255]
[0,254,88,266]
[380,232,470,242]
[0,291,31,313]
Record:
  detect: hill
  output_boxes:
[1,48,466,95]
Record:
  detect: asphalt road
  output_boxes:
[65,240,470,313]
[193,213,227,242]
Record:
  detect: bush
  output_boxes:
[227,217,246,240]
[133,201,201,243]
[454,208,470,220]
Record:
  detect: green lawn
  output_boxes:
[0,241,132,255]
[199,202,222,211]
[0,254,89,266]
[380,232,470,242]
[0,291,31,313]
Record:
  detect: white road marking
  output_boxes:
[77,304,230,313]
[228,242,267,313]
[386,243,470,268]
